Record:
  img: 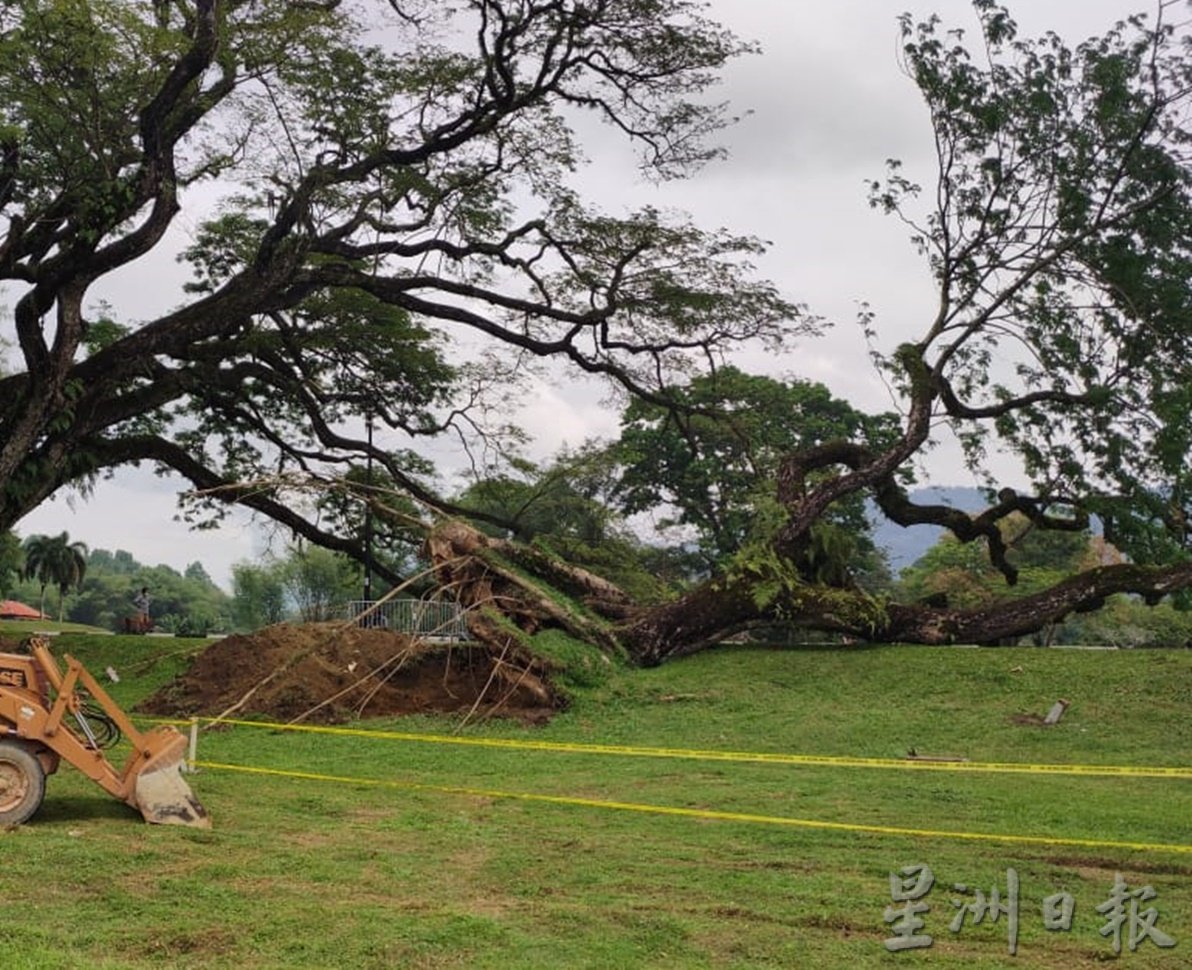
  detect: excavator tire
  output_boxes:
[0,740,46,826]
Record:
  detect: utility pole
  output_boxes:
[363,410,374,605]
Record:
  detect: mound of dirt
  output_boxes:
[137,622,559,725]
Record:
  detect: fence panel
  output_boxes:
[344,599,470,640]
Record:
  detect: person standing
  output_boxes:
[132,587,151,630]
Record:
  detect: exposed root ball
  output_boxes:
[137,622,558,725]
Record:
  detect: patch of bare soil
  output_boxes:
[137,622,559,725]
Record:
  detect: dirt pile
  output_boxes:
[137,622,558,724]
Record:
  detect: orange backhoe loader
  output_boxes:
[0,636,209,828]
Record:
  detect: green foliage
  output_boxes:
[229,543,380,631]
[613,367,898,576]
[727,522,888,638]
[79,308,129,356]
[156,607,220,638]
[170,282,458,537]
[883,4,1192,568]
[279,545,359,622]
[225,545,361,629]
[0,0,805,654]
[1056,596,1192,649]
[0,0,165,217]
[458,448,677,603]
[891,514,1192,646]
[8,546,234,633]
[312,461,431,585]
[184,560,213,586]
[86,547,139,575]
[230,561,287,632]
[458,449,619,547]
[532,535,674,606]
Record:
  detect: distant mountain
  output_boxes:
[869,487,994,575]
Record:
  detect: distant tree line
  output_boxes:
[0,531,370,634]
[1,535,232,635]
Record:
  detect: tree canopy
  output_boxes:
[612,366,899,577]
[0,0,793,585]
[431,0,1192,664]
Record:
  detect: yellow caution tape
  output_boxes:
[196,760,1192,855]
[162,716,1192,781]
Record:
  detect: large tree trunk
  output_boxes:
[426,520,1192,667]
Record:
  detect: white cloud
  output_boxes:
[512,375,623,458]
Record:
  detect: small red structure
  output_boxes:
[0,600,47,621]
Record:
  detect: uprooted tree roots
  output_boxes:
[138,524,636,727]
[146,513,1173,726]
[426,519,631,671]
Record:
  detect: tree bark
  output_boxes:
[425,519,1192,666]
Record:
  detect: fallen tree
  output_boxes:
[425,518,1192,665]
[4,3,1192,660]
[422,3,1192,663]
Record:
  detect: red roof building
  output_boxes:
[0,600,48,620]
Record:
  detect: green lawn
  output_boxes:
[0,637,1187,969]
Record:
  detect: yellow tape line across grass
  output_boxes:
[196,760,1192,855]
[182,716,1192,781]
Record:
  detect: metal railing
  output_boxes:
[343,598,470,641]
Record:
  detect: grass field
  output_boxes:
[0,635,1187,969]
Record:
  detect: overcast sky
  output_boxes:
[14,0,1151,590]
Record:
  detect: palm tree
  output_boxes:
[21,532,88,621]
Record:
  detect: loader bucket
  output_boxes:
[131,727,211,828]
